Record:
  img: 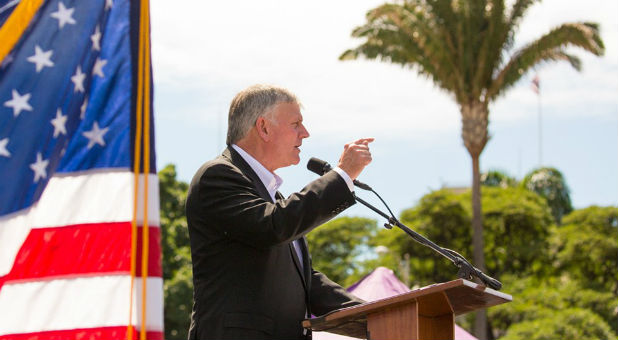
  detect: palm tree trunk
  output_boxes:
[472,153,488,340]
[471,155,485,271]
[461,102,489,339]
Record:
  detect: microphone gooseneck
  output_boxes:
[305,156,503,290]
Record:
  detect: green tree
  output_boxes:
[306,217,379,287]
[481,170,516,188]
[501,308,616,340]
[370,187,552,338]
[372,189,472,284]
[490,275,618,338]
[159,164,192,340]
[340,2,604,336]
[521,167,573,224]
[551,206,618,295]
[371,187,552,286]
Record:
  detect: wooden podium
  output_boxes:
[303,279,512,340]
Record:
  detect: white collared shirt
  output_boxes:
[231,144,283,201]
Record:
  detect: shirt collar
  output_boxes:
[231,144,283,201]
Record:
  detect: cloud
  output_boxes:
[151,0,616,142]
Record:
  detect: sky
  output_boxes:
[150,0,618,220]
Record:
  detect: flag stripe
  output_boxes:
[0,171,159,277]
[0,327,163,340]
[1,223,161,285]
[0,276,163,334]
[1,171,160,227]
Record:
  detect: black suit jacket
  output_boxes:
[186,147,363,340]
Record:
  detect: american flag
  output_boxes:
[531,74,540,95]
[0,0,163,339]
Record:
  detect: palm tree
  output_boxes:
[340,0,604,338]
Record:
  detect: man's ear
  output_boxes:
[256,116,270,142]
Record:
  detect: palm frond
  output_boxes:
[339,2,463,96]
[504,0,539,51]
[472,0,508,101]
[488,22,604,100]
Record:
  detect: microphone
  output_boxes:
[307,157,372,191]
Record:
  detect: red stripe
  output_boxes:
[0,327,163,340]
[2,222,161,284]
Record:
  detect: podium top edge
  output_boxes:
[304,278,513,327]
[459,279,513,301]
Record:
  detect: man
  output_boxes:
[186,84,373,339]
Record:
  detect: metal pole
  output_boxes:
[538,89,543,166]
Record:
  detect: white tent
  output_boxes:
[313,267,477,340]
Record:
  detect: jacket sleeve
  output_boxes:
[189,161,356,249]
[309,269,365,316]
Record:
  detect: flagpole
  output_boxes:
[538,86,542,166]
[139,1,152,339]
[532,74,542,166]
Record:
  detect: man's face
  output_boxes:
[266,102,309,170]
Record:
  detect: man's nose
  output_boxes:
[300,124,310,138]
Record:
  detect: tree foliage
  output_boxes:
[501,308,617,340]
[550,206,618,295]
[159,164,192,340]
[489,275,618,338]
[480,186,553,278]
[521,167,573,224]
[306,217,379,287]
[481,170,516,188]
[370,187,553,287]
[366,187,617,338]
[371,189,472,284]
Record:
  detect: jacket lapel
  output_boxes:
[222,146,271,201]
[298,237,312,290]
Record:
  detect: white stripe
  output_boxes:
[0,276,163,335]
[0,170,160,276]
[0,0,20,16]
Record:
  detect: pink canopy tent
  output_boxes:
[313,267,477,340]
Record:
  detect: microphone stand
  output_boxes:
[354,193,502,290]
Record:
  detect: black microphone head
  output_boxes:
[307,157,332,175]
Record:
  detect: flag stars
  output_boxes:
[80,97,88,119]
[71,66,86,92]
[50,2,76,29]
[91,25,102,51]
[30,152,49,183]
[105,0,113,10]
[51,109,68,138]
[27,45,54,73]
[0,138,10,158]
[82,121,109,149]
[4,89,33,117]
[93,58,107,78]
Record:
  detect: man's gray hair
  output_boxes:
[226,84,300,145]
